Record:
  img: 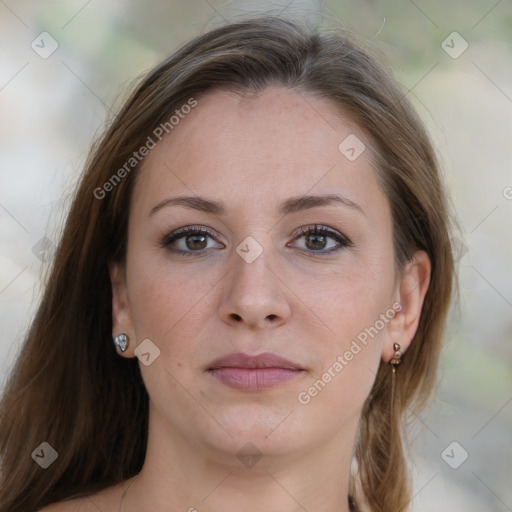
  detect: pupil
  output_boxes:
[187,234,206,250]
[307,234,325,250]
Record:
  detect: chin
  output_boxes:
[207,406,309,450]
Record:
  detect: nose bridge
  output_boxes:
[219,233,291,328]
[235,236,273,285]
[231,233,277,301]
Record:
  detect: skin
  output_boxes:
[43,86,430,511]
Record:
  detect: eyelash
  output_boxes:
[160,224,353,257]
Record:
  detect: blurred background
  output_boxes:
[1,1,511,510]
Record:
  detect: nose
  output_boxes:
[218,243,291,330]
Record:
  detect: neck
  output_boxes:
[120,405,358,512]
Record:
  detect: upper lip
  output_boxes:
[207,352,304,370]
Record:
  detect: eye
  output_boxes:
[161,224,352,257]
[161,226,223,256]
[289,224,352,254]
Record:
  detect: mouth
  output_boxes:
[206,352,306,391]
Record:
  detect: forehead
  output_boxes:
[132,86,388,222]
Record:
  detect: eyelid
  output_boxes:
[160,225,223,248]
[291,224,352,247]
[161,223,352,256]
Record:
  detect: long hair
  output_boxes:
[0,16,456,512]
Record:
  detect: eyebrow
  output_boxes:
[149,193,365,217]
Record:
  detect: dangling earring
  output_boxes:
[388,342,403,425]
[389,342,403,368]
[113,333,129,353]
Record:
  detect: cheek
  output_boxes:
[125,246,220,357]
[297,254,395,341]
[297,256,394,394]
[296,276,390,415]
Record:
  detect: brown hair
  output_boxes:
[0,16,456,512]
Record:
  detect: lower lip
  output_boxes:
[208,367,304,391]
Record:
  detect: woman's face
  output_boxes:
[111,86,424,461]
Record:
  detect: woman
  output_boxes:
[0,16,456,512]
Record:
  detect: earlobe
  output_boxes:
[109,262,135,357]
[382,250,431,363]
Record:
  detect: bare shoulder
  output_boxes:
[37,478,134,512]
[37,497,91,512]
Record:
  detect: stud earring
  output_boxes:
[113,333,129,353]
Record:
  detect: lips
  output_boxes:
[207,352,306,391]
[207,351,304,371]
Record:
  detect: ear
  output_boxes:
[382,250,431,363]
[109,261,136,358]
